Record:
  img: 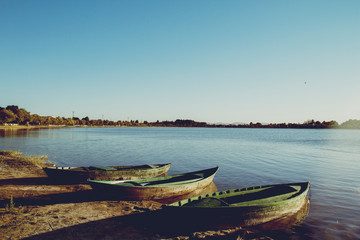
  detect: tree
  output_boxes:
[82,116,90,125]
[17,108,31,124]
[6,105,20,115]
[0,109,17,123]
[53,117,65,125]
[30,114,42,125]
[321,120,339,128]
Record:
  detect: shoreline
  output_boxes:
[0,125,67,130]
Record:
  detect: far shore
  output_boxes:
[0,124,67,130]
[0,125,129,130]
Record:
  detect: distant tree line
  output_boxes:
[0,105,145,127]
[1,105,359,129]
[221,119,341,129]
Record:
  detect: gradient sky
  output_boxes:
[1,1,359,124]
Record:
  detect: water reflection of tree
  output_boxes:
[0,128,38,138]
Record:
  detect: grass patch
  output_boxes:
[0,150,23,158]
[4,196,17,214]
[1,196,25,215]
[0,150,50,168]
[23,154,49,167]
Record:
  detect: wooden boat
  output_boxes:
[88,167,219,200]
[163,182,310,228]
[255,197,310,231]
[43,163,171,182]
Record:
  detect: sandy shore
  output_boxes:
[0,151,277,240]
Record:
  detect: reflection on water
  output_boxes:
[0,127,62,138]
[0,129,33,138]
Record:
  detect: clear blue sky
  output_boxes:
[1,1,359,124]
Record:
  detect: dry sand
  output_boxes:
[0,151,276,240]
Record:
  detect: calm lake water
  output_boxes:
[1,127,359,239]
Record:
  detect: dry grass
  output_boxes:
[0,150,50,168]
[3,196,25,215]
[0,150,23,158]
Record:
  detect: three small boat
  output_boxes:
[45,160,310,227]
[163,182,310,227]
[43,163,171,182]
[88,167,219,200]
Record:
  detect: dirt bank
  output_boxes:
[0,151,274,240]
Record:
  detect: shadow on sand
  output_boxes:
[0,180,218,207]
[0,175,95,207]
[23,208,263,240]
[0,189,105,207]
[0,177,77,186]
[24,198,310,240]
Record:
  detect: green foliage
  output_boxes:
[6,105,20,115]
[17,108,31,124]
[0,109,17,123]
[0,150,49,167]
[0,150,23,158]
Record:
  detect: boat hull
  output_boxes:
[88,167,219,200]
[164,182,310,228]
[43,163,171,182]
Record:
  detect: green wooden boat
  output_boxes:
[88,167,219,200]
[163,182,310,227]
[43,163,171,183]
